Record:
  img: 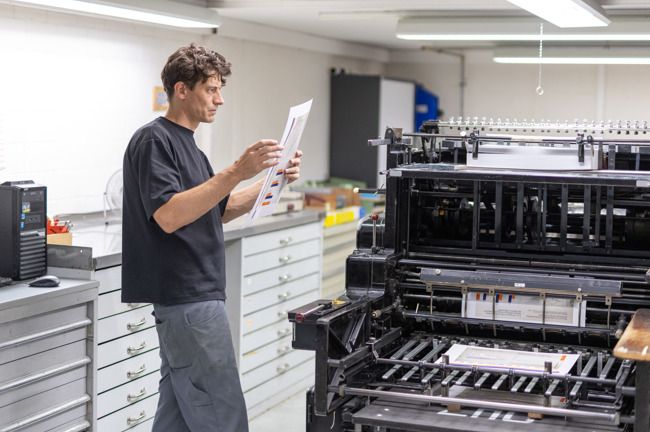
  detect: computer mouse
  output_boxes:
[29,275,61,287]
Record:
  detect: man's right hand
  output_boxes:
[233,139,283,181]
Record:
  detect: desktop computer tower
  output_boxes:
[0,181,47,280]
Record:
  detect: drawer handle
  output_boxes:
[126,410,147,426]
[127,387,147,403]
[278,274,292,283]
[127,303,141,308]
[127,364,147,379]
[278,310,288,318]
[279,236,293,245]
[127,341,147,355]
[277,291,291,300]
[277,346,291,354]
[279,255,292,263]
[277,363,291,374]
[277,328,292,336]
[127,317,147,331]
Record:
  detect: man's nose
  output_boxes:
[214,93,224,105]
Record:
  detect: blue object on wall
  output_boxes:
[415,84,438,132]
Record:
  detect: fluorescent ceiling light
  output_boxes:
[396,17,650,41]
[6,0,221,28]
[493,48,650,65]
[507,0,610,28]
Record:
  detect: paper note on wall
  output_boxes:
[243,99,312,228]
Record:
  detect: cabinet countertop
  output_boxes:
[49,210,324,271]
[0,278,99,320]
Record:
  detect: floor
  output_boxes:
[249,387,309,432]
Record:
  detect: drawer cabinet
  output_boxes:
[322,220,358,299]
[94,265,160,432]
[0,280,98,432]
[97,392,158,432]
[226,220,322,419]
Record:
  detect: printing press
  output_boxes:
[289,118,650,432]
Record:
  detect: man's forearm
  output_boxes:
[222,179,265,223]
[154,166,241,233]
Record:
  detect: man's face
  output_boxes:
[184,74,224,125]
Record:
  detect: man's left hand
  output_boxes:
[284,150,302,184]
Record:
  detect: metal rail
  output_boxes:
[337,387,620,423]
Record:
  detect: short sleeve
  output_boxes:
[218,194,230,216]
[130,138,182,221]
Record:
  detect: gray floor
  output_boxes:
[249,387,310,432]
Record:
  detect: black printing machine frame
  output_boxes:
[289,119,650,432]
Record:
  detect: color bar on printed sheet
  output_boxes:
[265,193,273,199]
[271,181,279,187]
[262,201,271,206]
[276,169,284,176]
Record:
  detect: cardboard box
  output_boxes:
[47,232,72,245]
[302,187,361,210]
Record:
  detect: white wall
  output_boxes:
[0,5,211,215]
[203,34,384,189]
[387,50,650,125]
[3,4,650,218]
[0,5,385,216]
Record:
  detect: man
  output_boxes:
[121,43,302,431]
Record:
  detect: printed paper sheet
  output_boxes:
[435,344,579,374]
[462,291,586,327]
[243,99,312,228]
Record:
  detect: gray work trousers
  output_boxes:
[151,300,248,432]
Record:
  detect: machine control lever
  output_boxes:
[371,213,378,252]
[295,301,333,323]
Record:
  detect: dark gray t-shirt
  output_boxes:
[121,116,229,304]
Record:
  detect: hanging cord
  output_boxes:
[537,23,544,95]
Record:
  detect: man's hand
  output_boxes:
[233,139,283,181]
[284,149,303,184]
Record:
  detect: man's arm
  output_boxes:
[222,149,303,223]
[153,140,282,233]
[222,179,264,223]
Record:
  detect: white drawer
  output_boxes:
[94,266,122,295]
[242,273,320,316]
[241,348,313,392]
[241,293,316,355]
[242,222,320,256]
[98,349,161,394]
[240,336,292,374]
[99,289,148,320]
[243,238,320,276]
[98,305,154,344]
[114,417,154,432]
[242,289,318,338]
[97,393,158,432]
[98,327,159,369]
[98,372,160,418]
[243,356,313,411]
[240,255,320,296]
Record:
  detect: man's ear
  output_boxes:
[174,81,187,100]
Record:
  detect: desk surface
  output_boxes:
[48,210,324,271]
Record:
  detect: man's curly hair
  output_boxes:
[161,43,232,100]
